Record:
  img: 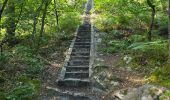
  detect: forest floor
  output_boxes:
[38,40,72,99]
[95,53,146,99]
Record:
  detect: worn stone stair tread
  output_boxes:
[67,65,89,67]
[75,39,91,42]
[66,67,89,72]
[76,37,91,39]
[58,78,90,87]
[72,51,90,54]
[71,52,90,56]
[73,47,90,50]
[64,78,90,81]
[65,71,89,74]
[65,71,89,78]
[70,56,90,60]
[68,60,89,65]
[74,42,90,45]
[72,49,90,52]
[73,48,90,51]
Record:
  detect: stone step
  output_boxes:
[77,31,91,34]
[71,52,90,56]
[65,72,89,79]
[66,66,89,72]
[74,45,90,48]
[72,49,90,53]
[75,39,91,42]
[71,51,90,54]
[68,60,89,66]
[70,56,90,60]
[58,78,90,87]
[76,35,91,38]
[76,36,91,39]
[74,42,90,45]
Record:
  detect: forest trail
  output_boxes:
[57,0,93,87]
[39,0,103,100]
[39,0,145,99]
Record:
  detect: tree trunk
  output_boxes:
[54,0,59,29]
[6,2,17,46]
[168,0,170,64]
[32,0,45,38]
[147,0,155,41]
[39,1,49,37]
[0,0,8,21]
[0,0,8,52]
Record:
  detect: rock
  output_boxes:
[97,38,102,43]
[96,58,104,62]
[92,79,107,91]
[122,84,166,100]
[98,72,107,81]
[141,95,153,100]
[114,92,124,99]
[123,55,132,64]
[111,81,119,86]
[92,87,105,94]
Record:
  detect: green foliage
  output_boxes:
[160,90,170,100]
[12,45,45,76]
[0,52,11,67]
[60,12,81,33]
[6,75,40,100]
[128,35,145,43]
[101,40,127,53]
[111,30,124,39]
[128,40,168,70]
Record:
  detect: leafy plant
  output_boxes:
[128,40,168,70]
[6,75,40,100]
[12,45,45,76]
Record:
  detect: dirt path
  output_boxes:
[94,52,146,99]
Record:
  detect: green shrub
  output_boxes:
[60,12,81,33]
[160,90,170,100]
[6,75,40,100]
[128,35,145,43]
[128,40,168,70]
[0,52,11,67]
[12,45,45,76]
[111,30,124,39]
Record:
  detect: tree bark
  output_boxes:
[168,0,170,64]
[40,1,50,37]
[6,2,18,46]
[0,0,8,21]
[54,0,59,29]
[32,0,45,38]
[147,0,156,41]
[0,0,8,52]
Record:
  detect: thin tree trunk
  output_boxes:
[6,2,17,46]
[168,0,170,64]
[40,1,49,37]
[0,0,8,52]
[147,0,155,41]
[0,0,8,21]
[54,0,59,29]
[32,0,45,38]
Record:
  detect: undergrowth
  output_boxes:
[99,29,170,87]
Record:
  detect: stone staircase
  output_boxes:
[58,23,92,87]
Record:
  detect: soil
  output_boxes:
[97,53,146,99]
